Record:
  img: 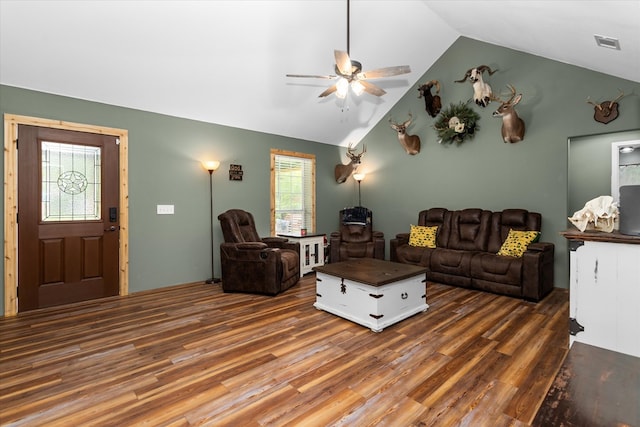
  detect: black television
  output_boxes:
[619,185,640,236]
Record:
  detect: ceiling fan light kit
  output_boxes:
[286,0,411,100]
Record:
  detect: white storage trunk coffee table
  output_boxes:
[313,258,429,332]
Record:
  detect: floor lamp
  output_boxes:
[203,160,221,284]
[353,172,365,206]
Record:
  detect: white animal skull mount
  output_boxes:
[568,195,618,232]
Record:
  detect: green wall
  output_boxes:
[357,37,640,292]
[2,36,640,315]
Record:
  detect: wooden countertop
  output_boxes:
[561,229,640,244]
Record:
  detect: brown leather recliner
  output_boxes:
[330,207,385,262]
[218,209,300,295]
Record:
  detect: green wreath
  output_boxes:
[433,102,481,144]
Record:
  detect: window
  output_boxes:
[41,141,102,222]
[271,149,315,236]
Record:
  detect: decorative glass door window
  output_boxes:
[41,141,101,221]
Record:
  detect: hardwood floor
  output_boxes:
[1,276,569,426]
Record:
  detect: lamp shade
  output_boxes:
[353,173,365,182]
[351,80,365,96]
[203,160,221,172]
[336,78,349,99]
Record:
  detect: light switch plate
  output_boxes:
[157,204,174,215]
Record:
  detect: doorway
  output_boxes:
[3,115,129,316]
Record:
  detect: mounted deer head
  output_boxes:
[586,90,625,124]
[491,84,525,143]
[389,113,421,155]
[334,143,366,184]
[417,80,442,117]
[455,65,498,107]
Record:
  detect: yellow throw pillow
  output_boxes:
[497,229,540,257]
[408,225,438,248]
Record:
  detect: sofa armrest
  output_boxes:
[521,241,555,301]
[236,242,269,250]
[329,232,341,263]
[395,233,410,244]
[390,233,410,262]
[373,231,385,260]
[262,236,288,244]
[262,237,299,254]
[526,242,553,252]
[220,242,280,262]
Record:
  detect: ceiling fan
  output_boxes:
[286,0,411,99]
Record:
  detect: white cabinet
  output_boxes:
[566,236,640,357]
[278,234,325,276]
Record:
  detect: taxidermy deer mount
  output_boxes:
[455,65,498,107]
[491,84,525,143]
[335,143,366,184]
[586,90,625,124]
[389,113,421,155]
[417,80,442,117]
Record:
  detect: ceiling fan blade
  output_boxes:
[334,50,353,76]
[359,80,387,97]
[319,84,338,98]
[358,65,411,80]
[286,74,336,79]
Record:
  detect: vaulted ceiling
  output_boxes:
[1,1,638,146]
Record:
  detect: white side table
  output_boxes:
[278,233,325,276]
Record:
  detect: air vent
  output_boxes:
[594,34,621,50]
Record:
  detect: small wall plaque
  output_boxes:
[229,164,243,181]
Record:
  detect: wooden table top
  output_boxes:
[313,258,427,287]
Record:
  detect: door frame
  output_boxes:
[4,114,129,316]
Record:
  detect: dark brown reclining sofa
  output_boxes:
[390,208,554,302]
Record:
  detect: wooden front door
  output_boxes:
[17,125,120,311]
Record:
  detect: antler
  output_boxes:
[454,69,472,83]
[586,96,603,110]
[505,84,518,102]
[476,65,498,75]
[417,80,440,97]
[346,143,366,162]
[403,112,413,127]
[609,89,625,107]
[433,80,441,94]
[389,113,413,128]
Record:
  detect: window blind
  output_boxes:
[273,153,315,235]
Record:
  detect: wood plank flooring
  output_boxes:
[1,276,569,426]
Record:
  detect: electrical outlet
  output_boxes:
[157,204,174,215]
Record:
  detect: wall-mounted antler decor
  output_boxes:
[454,65,498,108]
[334,143,366,184]
[491,84,525,143]
[586,89,625,124]
[389,113,421,155]
[417,80,442,118]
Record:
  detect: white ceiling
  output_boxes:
[1,0,638,147]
